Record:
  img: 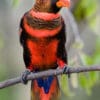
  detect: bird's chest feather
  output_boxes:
[27,37,59,66]
[22,11,62,68]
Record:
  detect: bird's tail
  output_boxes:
[31,76,60,100]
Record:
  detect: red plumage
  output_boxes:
[19,0,70,100]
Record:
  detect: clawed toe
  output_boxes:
[21,69,31,84]
[62,66,70,78]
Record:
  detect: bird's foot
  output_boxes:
[62,65,70,78]
[21,69,31,84]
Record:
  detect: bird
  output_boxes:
[19,0,70,100]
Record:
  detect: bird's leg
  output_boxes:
[57,59,70,78]
[62,65,70,78]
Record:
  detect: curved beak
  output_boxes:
[56,0,70,8]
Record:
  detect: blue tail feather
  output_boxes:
[37,76,54,94]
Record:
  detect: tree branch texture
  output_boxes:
[0,65,100,89]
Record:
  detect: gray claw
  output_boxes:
[21,69,31,84]
[63,66,70,78]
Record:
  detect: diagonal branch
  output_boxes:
[0,65,100,89]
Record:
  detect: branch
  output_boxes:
[0,65,100,89]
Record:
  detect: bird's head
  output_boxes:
[34,0,70,13]
[50,0,70,13]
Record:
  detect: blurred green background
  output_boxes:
[0,0,100,100]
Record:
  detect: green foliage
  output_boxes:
[70,0,100,95]
[0,88,13,100]
[61,37,100,95]
[60,75,71,96]
[73,0,99,32]
[93,38,100,64]
[11,0,19,7]
[74,0,97,21]
[0,35,4,49]
[80,38,100,65]
[79,38,100,94]
[79,72,99,95]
